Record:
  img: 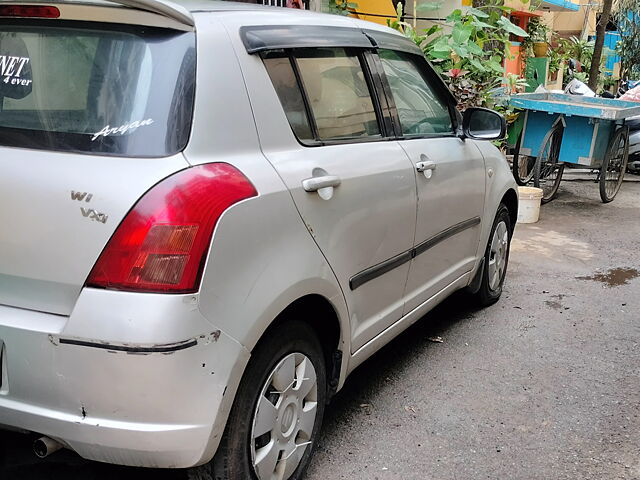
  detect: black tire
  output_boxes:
[534,123,565,204]
[474,204,513,307]
[203,321,327,480]
[599,126,629,203]
[511,132,536,185]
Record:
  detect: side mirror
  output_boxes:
[462,107,506,141]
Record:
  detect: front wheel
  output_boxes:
[474,204,513,307]
[534,123,565,204]
[197,322,327,480]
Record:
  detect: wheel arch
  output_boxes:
[256,293,345,401]
[501,188,519,231]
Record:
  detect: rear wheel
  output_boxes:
[534,123,565,204]
[599,126,629,203]
[199,321,326,480]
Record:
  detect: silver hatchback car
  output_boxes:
[0,0,518,478]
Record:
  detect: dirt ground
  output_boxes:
[1,174,639,480]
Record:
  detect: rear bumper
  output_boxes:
[0,289,249,468]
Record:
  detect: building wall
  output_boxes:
[553,0,599,37]
[402,0,462,32]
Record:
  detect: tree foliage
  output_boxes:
[614,0,640,79]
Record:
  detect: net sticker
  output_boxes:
[92,119,154,141]
[0,55,32,86]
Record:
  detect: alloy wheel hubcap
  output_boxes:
[251,353,318,480]
[488,221,509,292]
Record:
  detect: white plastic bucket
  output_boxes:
[517,186,543,224]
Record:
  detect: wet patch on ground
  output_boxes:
[544,294,572,312]
[577,267,640,287]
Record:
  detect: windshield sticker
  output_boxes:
[92,119,154,141]
[0,55,32,86]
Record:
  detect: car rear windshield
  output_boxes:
[0,20,195,157]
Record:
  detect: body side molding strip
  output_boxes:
[349,250,413,291]
[349,216,481,291]
[413,217,481,257]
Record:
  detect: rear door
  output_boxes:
[0,17,196,315]
[375,49,486,313]
[258,45,417,352]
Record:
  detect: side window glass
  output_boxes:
[263,53,314,141]
[295,48,381,141]
[378,50,453,136]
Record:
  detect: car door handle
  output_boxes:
[416,161,436,172]
[302,175,341,192]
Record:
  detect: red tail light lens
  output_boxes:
[0,5,60,18]
[86,163,257,293]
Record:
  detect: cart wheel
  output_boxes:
[599,126,629,203]
[534,122,565,204]
[511,131,536,185]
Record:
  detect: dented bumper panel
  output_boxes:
[0,289,249,468]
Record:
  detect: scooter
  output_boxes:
[619,80,640,174]
[627,118,640,174]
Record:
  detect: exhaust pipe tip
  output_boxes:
[33,436,63,458]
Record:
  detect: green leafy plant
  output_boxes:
[388,2,528,109]
[569,71,588,83]
[546,36,569,77]
[602,74,619,90]
[326,0,357,16]
[527,16,549,42]
[565,36,594,66]
[504,72,529,93]
[387,3,441,48]
[521,16,549,57]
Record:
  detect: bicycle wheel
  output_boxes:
[511,132,536,185]
[534,123,565,204]
[599,126,629,203]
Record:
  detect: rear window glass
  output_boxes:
[0,21,195,157]
[263,48,382,144]
[296,48,380,141]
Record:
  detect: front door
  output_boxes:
[259,47,417,352]
[376,49,486,313]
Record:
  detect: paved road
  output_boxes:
[1,176,639,480]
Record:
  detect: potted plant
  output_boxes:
[526,16,550,58]
[547,36,567,82]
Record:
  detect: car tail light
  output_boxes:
[0,5,60,18]
[86,163,257,293]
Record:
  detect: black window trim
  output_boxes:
[261,47,396,148]
[252,25,462,145]
[367,51,402,138]
[373,49,460,141]
[363,50,395,139]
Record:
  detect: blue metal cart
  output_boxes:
[508,93,640,203]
